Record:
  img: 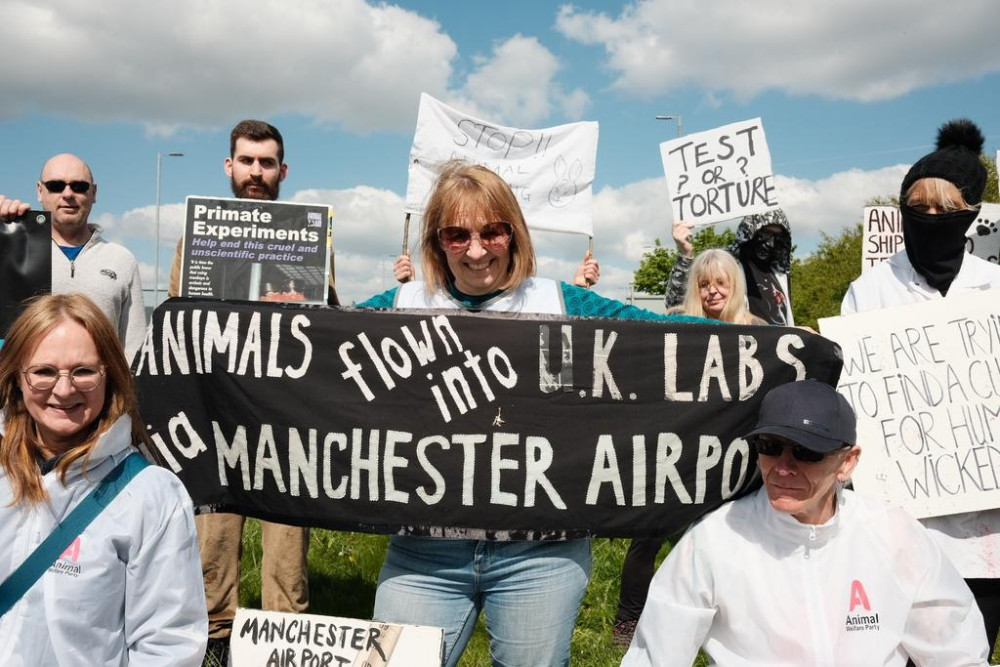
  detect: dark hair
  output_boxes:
[230,120,285,163]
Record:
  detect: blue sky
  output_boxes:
[2,0,999,305]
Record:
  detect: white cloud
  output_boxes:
[555,1,1000,101]
[0,1,585,133]
[453,35,590,126]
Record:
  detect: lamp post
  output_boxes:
[655,114,683,138]
[154,151,184,305]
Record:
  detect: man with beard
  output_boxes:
[0,154,146,359]
[167,120,317,664]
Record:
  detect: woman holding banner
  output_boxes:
[0,294,207,665]
[665,209,794,325]
[842,118,1000,649]
[359,161,702,667]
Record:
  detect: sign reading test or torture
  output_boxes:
[820,294,1000,519]
[405,94,599,237]
[660,118,778,225]
[137,300,843,539]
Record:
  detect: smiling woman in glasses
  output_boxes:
[358,161,703,667]
[0,293,207,665]
[622,379,989,666]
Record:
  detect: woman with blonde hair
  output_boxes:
[0,293,206,665]
[674,248,762,324]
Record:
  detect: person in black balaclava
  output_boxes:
[842,118,1000,649]
[664,209,794,325]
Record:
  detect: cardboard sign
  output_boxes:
[862,206,904,270]
[819,293,1000,519]
[178,197,333,304]
[0,211,51,338]
[660,118,778,225]
[966,202,1000,265]
[137,300,843,539]
[405,93,599,236]
[230,609,442,666]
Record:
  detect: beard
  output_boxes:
[231,175,280,201]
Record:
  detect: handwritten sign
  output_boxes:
[659,118,778,225]
[966,202,1000,265]
[819,294,1000,519]
[862,206,904,270]
[229,608,442,666]
[405,93,599,236]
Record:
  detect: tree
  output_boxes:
[631,226,736,295]
[790,224,862,329]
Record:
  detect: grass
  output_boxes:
[205,521,997,666]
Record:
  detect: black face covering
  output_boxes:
[744,229,791,269]
[900,204,977,296]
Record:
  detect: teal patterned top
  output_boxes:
[356,282,713,325]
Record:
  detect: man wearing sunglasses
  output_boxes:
[0,154,146,361]
[623,379,989,666]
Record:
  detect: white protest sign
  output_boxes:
[230,608,443,666]
[966,202,1000,265]
[406,93,599,236]
[819,293,1000,519]
[862,206,904,271]
[659,117,778,225]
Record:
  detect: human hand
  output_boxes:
[672,220,695,257]
[572,250,600,288]
[0,195,31,222]
[394,254,413,283]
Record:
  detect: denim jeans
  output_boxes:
[373,536,591,667]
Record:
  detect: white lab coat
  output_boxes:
[622,488,989,666]
[0,416,207,666]
[841,250,1000,578]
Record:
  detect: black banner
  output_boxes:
[135,299,843,539]
[1,211,51,338]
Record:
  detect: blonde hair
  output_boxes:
[905,177,979,212]
[0,293,149,504]
[420,161,536,293]
[680,249,757,324]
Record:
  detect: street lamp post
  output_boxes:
[655,114,684,138]
[154,151,184,305]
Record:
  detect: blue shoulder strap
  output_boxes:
[0,451,150,616]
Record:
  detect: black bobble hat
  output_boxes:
[900,118,987,205]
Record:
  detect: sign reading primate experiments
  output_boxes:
[0,210,51,338]
[660,118,779,225]
[230,609,442,666]
[820,294,1000,519]
[136,300,843,538]
[178,196,333,305]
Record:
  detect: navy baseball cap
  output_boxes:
[745,379,856,453]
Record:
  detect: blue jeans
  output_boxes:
[373,536,591,667]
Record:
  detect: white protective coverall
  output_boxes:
[0,416,207,666]
[622,487,989,666]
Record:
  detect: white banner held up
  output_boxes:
[405,93,599,236]
[967,202,1000,265]
[819,293,1000,519]
[862,206,904,271]
[230,608,443,666]
[659,117,778,225]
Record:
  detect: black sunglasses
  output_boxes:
[42,180,92,194]
[752,436,843,464]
